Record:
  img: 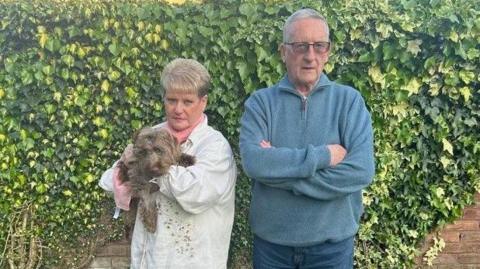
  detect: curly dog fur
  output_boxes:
[117,127,195,233]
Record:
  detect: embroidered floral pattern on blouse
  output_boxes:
[157,197,195,257]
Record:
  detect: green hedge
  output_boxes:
[0,0,479,268]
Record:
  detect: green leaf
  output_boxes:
[61,55,75,67]
[239,3,256,17]
[101,80,110,92]
[255,45,269,62]
[45,38,61,52]
[20,70,33,85]
[459,87,471,102]
[236,62,250,81]
[406,39,422,56]
[442,138,453,155]
[358,52,371,62]
[402,78,421,96]
[459,70,475,84]
[108,43,119,56]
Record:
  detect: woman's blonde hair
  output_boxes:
[160,58,211,97]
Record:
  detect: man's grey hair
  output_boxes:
[282,8,330,43]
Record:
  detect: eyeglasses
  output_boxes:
[284,42,330,54]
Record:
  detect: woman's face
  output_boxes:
[163,90,207,131]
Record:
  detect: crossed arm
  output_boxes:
[239,93,375,201]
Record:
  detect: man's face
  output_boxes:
[164,91,207,131]
[280,18,330,93]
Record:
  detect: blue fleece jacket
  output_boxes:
[239,73,375,246]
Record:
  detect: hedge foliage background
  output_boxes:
[0,0,479,268]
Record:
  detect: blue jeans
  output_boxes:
[253,235,354,269]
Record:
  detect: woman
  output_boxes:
[99,58,237,269]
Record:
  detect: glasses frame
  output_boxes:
[284,41,331,54]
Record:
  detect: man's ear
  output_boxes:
[279,43,286,63]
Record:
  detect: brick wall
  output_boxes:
[88,238,130,269]
[89,193,480,268]
[418,192,480,268]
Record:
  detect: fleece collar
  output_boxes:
[278,73,333,96]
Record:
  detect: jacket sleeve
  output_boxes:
[99,161,119,192]
[239,94,332,181]
[240,92,375,201]
[157,138,237,214]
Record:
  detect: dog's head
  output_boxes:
[129,127,182,179]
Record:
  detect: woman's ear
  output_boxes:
[200,95,208,111]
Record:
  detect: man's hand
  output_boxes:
[260,140,272,148]
[327,144,347,166]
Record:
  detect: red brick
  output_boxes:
[457,254,480,264]
[436,265,464,269]
[432,254,458,264]
[444,221,480,231]
[108,244,129,256]
[461,265,480,269]
[459,232,480,242]
[442,231,461,242]
[463,209,479,220]
[89,257,111,268]
[95,246,110,257]
[112,257,130,268]
[459,243,480,253]
[442,243,462,254]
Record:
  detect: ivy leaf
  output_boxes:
[21,70,33,85]
[391,103,409,119]
[108,43,119,56]
[108,70,121,81]
[442,138,453,155]
[42,65,53,75]
[38,33,48,48]
[402,78,421,96]
[458,70,475,84]
[63,190,73,196]
[198,26,213,37]
[358,52,371,62]
[435,187,445,198]
[239,3,255,17]
[45,38,61,52]
[449,31,459,42]
[101,80,110,92]
[406,39,422,56]
[236,62,250,81]
[376,23,393,38]
[459,87,471,102]
[255,45,269,62]
[368,65,385,87]
[61,55,75,67]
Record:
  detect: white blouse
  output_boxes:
[99,117,237,269]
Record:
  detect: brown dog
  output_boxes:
[117,127,195,233]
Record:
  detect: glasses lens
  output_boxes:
[289,42,329,54]
[313,42,329,53]
[294,43,308,53]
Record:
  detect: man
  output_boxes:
[239,8,375,269]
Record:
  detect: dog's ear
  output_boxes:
[116,161,129,182]
[132,128,143,142]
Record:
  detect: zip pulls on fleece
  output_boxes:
[301,95,308,120]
